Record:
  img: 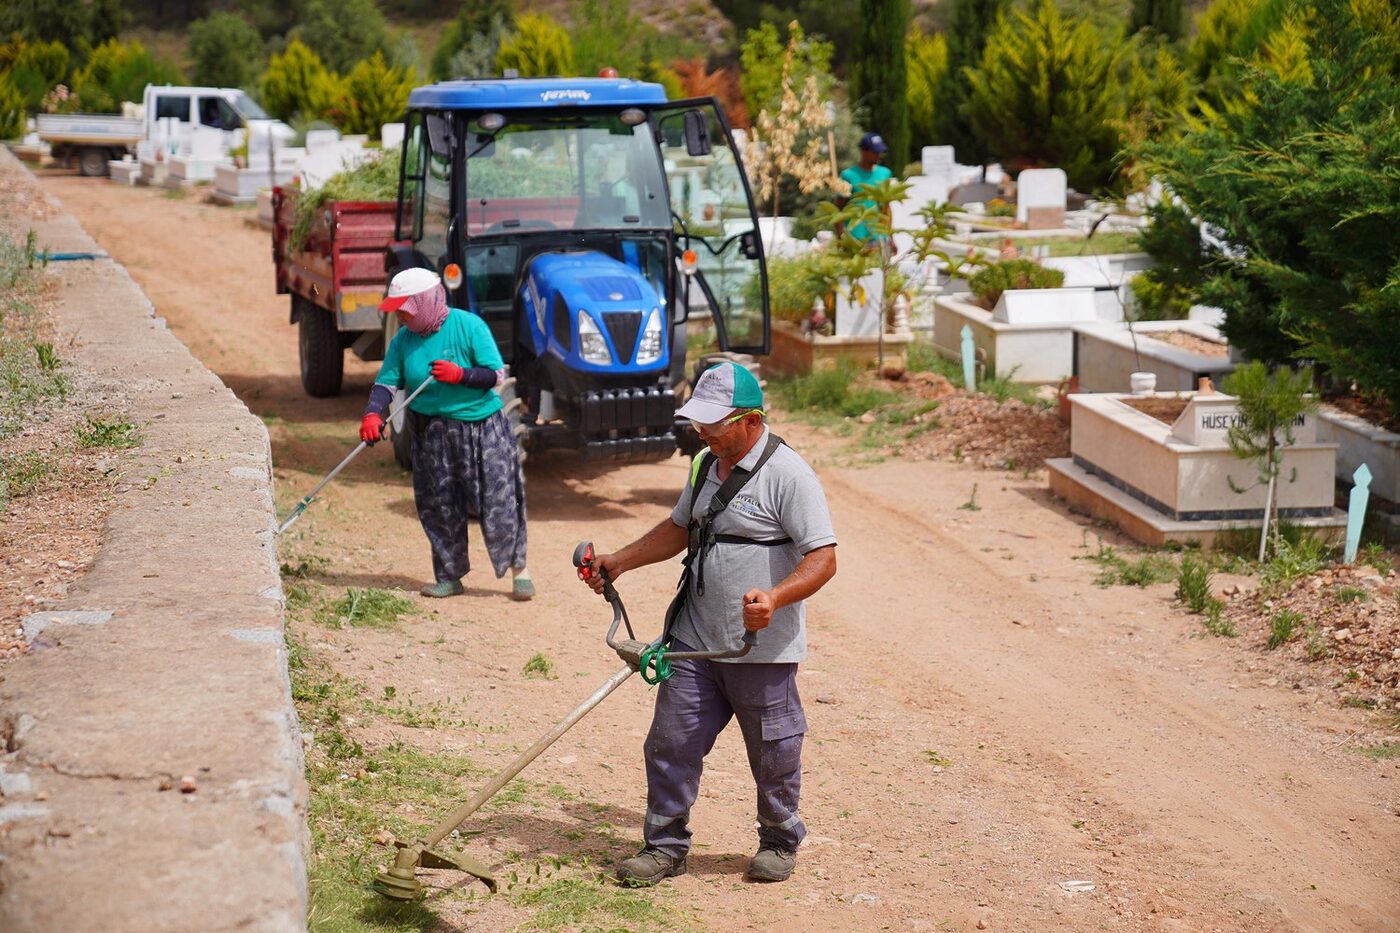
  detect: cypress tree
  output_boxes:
[851,0,912,172]
[1129,0,1185,42]
[936,0,1007,169]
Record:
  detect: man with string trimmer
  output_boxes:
[579,362,837,885]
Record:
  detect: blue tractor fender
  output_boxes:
[520,251,669,374]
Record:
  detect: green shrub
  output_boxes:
[1267,609,1302,648]
[1259,534,1331,586]
[969,259,1065,308]
[1201,600,1236,636]
[751,250,864,323]
[69,39,182,114]
[1086,543,1178,587]
[774,362,895,418]
[522,652,555,678]
[0,75,24,141]
[5,39,69,112]
[0,451,54,509]
[1176,554,1214,612]
[1130,272,1193,321]
[75,415,140,449]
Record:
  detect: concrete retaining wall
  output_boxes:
[0,150,306,931]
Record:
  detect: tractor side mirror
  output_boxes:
[683,110,711,157]
[740,230,760,260]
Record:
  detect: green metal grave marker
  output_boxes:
[960,324,976,391]
[1344,463,1371,564]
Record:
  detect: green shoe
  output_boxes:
[511,574,535,601]
[420,579,465,598]
[616,847,686,887]
[746,846,796,882]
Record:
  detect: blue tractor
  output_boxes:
[384,76,771,466]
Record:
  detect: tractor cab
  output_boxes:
[388,77,769,461]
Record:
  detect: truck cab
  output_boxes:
[387,77,770,462]
[141,84,294,152]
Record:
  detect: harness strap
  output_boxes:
[713,534,792,546]
[682,432,786,600]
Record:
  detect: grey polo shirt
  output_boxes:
[669,427,837,664]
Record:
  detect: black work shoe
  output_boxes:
[746,845,796,882]
[616,847,686,886]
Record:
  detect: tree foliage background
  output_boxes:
[850,0,911,170]
[1142,0,1400,412]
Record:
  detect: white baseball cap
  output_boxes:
[379,267,441,312]
[676,362,765,425]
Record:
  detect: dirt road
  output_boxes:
[38,173,1400,932]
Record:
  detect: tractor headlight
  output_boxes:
[635,308,663,365]
[577,311,612,364]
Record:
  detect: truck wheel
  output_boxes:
[390,395,414,472]
[297,299,344,397]
[78,147,109,177]
[499,377,528,465]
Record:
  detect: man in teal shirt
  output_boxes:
[836,132,893,247]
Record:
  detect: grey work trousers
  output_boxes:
[642,641,808,858]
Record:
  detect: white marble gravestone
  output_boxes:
[1015,168,1067,229]
[835,268,883,338]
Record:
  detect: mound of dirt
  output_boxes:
[867,373,1070,470]
[1221,563,1399,706]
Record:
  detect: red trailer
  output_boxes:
[271,187,408,397]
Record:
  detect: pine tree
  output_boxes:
[964,0,1128,191]
[337,52,416,136]
[496,13,574,77]
[936,0,1006,168]
[851,0,912,171]
[261,40,340,123]
[1141,0,1400,413]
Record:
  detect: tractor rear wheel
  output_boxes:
[297,297,343,397]
[499,376,529,464]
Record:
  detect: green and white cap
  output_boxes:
[677,362,764,424]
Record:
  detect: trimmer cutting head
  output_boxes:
[372,840,498,901]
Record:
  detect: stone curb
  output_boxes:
[0,151,307,931]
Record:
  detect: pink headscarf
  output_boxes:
[399,283,450,335]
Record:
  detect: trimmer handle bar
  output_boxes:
[572,540,755,668]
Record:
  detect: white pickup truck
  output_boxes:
[37,84,293,176]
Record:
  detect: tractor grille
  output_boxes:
[602,311,642,364]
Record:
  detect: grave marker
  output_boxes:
[1015,168,1067,229]
[1344,463,1372,564]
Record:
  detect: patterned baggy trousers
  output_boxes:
[410,409,527,581]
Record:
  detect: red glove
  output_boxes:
[360,413,384,444]
[431,359,465,384]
